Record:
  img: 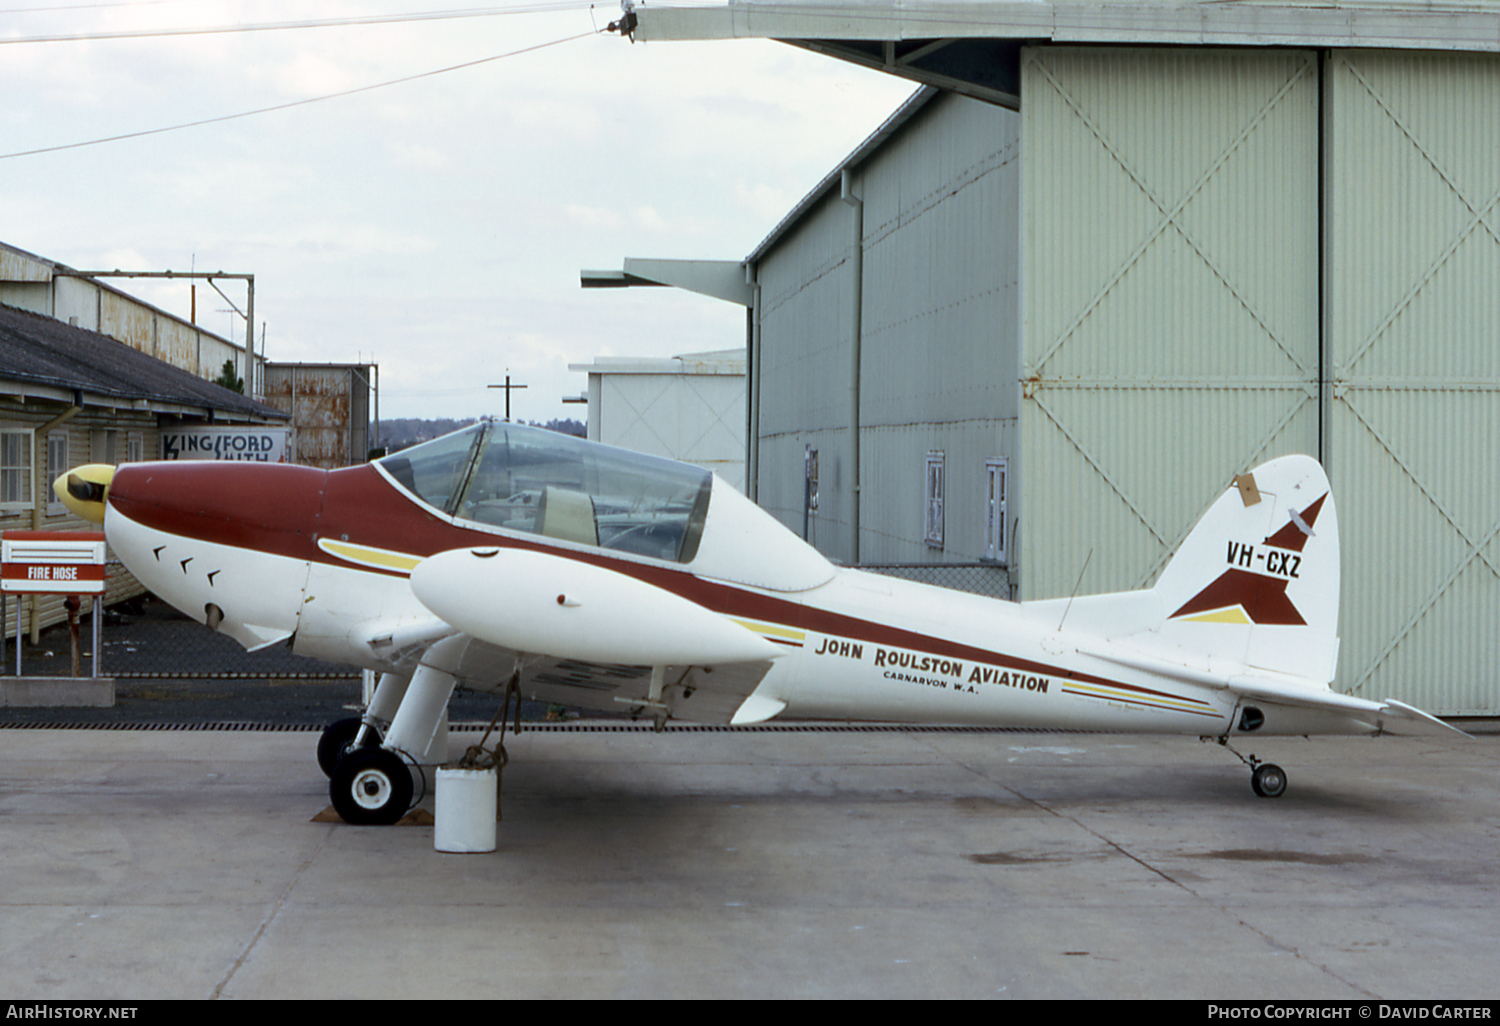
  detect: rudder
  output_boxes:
[1151,455,1340,685]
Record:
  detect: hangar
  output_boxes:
[602,2,1500,716]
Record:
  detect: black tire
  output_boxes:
[317,717,377,778]
[329,747,414,825]
[1251,763,1287,798]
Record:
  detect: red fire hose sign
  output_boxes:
[1,531,107,595]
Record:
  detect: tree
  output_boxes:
[213,359,244,394]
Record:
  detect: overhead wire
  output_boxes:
[0,0,192,13]
[0,27,600,160]
[0,4,602,43]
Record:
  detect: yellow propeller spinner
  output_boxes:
[53,464,115,525]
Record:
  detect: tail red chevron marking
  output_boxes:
[1261,492,1325,553]
[1171,568,1306,625]
[1169,492,1328,626]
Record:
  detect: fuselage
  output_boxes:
[93,425,1372,739]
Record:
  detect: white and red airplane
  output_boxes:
[56,420,1461,823]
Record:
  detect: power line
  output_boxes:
[0,28,597,160]
[0,0,187,13]
[0,3,597,42]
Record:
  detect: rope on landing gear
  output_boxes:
[457,670,520,819]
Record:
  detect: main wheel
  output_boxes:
[329,747,414,825]
[317,717,379,778]
[1251,763,1287,798]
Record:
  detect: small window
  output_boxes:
[924,451,945,549]
[804,446,819,514]
[90,429,116,466]
[803,445,819,541]
[985,458,1009,564]
[126,433,144,464]
[1,428,34,512]
[47,431,70,515]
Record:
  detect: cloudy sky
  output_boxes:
[0,1,914,427]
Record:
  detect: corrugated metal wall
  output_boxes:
[1020,45,1497,712]
[753,90,1020,566]
[858,93,1020,564]
[262,364,373,469]
[747,44,1495,712]
[1020,47,1322,599]
[17,270,247,385]
[1325,50,1500,714]
[754,191,857,553]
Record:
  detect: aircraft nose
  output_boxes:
[54,464,115,524]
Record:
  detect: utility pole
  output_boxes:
[487,372,528,421]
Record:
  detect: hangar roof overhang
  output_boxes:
[581,86,940,294]
[621,0,1500,108]
[580,257,754,305]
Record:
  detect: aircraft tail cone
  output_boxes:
[54,464,115,524]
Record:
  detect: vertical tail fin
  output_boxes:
[1151,455,1340,685]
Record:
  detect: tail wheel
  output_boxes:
[1251,763,1287,798]
[329,747,414,825]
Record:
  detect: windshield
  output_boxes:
[377,421,712,564]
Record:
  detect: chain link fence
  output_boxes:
[4,595,356,680]
[7,565,1012,682]
[861,562,1014,600]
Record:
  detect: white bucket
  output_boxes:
[434,767,498,853]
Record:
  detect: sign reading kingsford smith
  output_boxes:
[160,426,289,462]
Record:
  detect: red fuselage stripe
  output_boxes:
[108,461,1213,711]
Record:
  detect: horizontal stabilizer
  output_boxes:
[1225,678,1469,738]
[1227,675,1384,715]
[411,546,784,667]
[1377,699,1472,739]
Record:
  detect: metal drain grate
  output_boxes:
[0,720,1090,735]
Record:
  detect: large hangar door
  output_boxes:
[1019,47,1321,600]
[1326,51,1500,714]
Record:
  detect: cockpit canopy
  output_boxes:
[378,421,711,564]
[376,420,834,592]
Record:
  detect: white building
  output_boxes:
[569,350,746,490]
[596,2,1500,715]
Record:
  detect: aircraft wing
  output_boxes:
[400,546,787,725]
[515,654,778,725]
[359,628,778,726]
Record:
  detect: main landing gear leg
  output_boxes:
[1213,736,1287,799]
[316,671,412,778]
[329,640,463,825]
